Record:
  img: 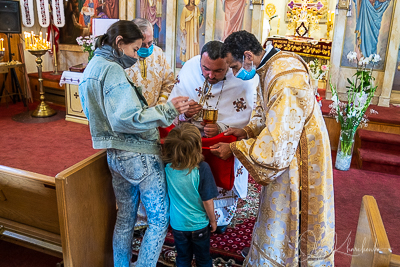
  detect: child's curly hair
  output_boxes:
[162,124,204,173]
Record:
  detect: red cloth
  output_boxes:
[159,126,237,190]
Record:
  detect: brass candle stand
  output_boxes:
[28,49,57,117]
[0,50,4,62]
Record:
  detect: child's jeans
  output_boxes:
[172,225,212,267]
[107,149,169,267]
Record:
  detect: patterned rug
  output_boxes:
[132,177,261,267]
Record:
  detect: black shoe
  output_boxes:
[215,225,228,234]
[241,247,250,258]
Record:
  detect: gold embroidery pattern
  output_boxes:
[234,53,334,266]
[125,46,175,107]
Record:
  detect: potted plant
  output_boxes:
[329,51,380,171]
[76,35,96,62]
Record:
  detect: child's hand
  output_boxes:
[210,220,217,233]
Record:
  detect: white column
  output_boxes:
[204,0,216,43]
[326,8,347,100]
[378,0,400,107]
[127,0,136,20]
[165,0,177,69]
[251,5,263,42]
[119,0,127,20]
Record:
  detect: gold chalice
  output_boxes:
[202,108,218,124]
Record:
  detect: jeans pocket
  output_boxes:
[116,151,149,184]
[192,226,210,242]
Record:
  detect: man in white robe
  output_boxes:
[169,40,259,232]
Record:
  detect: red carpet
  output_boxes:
[355,129,400,175]
[0,102,96,177]
[1,103,400,266]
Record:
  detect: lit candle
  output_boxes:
[277,16,281,35]
[53,45,57,64]
[0,38,3,51]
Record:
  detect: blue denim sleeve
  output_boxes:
[103,65,179,134]
[198,161,219,201]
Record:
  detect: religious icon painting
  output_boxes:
[60,0,119,44]
[175,0,207,69]
[340,0,395,71]
[214,0,252,41]
[285,0,329,23]
[136,0,167,51]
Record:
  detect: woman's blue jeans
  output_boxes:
[107,149,169,267]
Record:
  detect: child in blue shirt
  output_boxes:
[163,123,219,267]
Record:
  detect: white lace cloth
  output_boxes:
[59,71,83,86]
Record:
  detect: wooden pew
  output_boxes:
[350,195,400,267]
[0,150,116,266]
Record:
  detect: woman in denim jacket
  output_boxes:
[79,20,189,267]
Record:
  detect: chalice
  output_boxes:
[202,108,218,124]
[28,49,57,117]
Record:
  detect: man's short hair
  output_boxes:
[222,30,263,61]
[132,18,153,34]
[201,41,224,60]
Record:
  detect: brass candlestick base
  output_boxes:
[28,49,57,118]
[0,51,4,62]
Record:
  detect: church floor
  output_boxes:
[1,157,399,267]
[1,102,399,266]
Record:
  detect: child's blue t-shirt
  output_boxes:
[165,161,219,231]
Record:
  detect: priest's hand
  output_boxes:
[201,122,219,138]
[210,142,233,160]
[170,96,190,114]
[224,127,247,140]
[184,100,202,118]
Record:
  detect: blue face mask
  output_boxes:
[235,62,256,81]
[137,44,154,58]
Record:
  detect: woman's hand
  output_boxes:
[184,100,202,118]
[170,96,190,114]
[224,127,247,140]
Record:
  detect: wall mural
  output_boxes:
[175,0,207,68]
[214,0,252,41]
[340,0,394,71]
[60,0,119,44]
[136,0,168,51]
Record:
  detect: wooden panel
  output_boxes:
[324,116,400,150]
[0,33,25,104]
[66,84,87,120]
[0,165,60,235]
[391,255,400,267]
[43,80,65,90]
[350,196,392,267]
[56,150,116,267]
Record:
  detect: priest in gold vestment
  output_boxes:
[211,31,335,266]
[126,18,175,107]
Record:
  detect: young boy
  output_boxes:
[163,123,218,267]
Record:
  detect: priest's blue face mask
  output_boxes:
[137,44,154,58]
[235,56,256,81]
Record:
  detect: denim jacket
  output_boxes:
[79,54,179,154]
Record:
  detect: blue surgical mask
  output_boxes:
[235,60,256,81]
[137,44,154,58]
[235,66,256,81]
